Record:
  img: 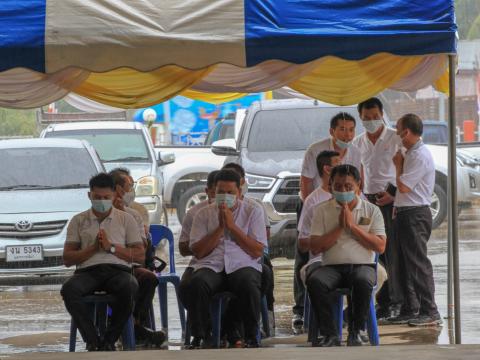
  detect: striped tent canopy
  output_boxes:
[0,0,456,108]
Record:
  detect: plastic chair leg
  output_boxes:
[303,295,310,332]
[121,315,136,350]
[173,283,186,336]
[157,282,169,331]
[334,295,344,341]
[69,320,77,352]
[261,296,270,338]
[366,296,380,346]
[211,298,223,348]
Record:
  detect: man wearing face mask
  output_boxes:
[391,114,441,327]
[178,170,219,311]
[61,173,144,351]
[304,165,386,347]
[353,98,403,321]
[109,170,166,347]
[293,112,362,331]
[187,169,267,348]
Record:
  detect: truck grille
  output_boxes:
[0,256,64,269]
[0,220,67,239]
[272,177,301,213]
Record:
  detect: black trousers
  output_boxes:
[185,267,262,341]
[293,201,309,316]
[261,257,275,311]
[306,263,376,336]
[178,267,194,310]
[133,267,159,325]
[365,195,403,309]
[395,206,438,316]
[61,264,139,346]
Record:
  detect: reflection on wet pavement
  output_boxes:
[0,207,479,353]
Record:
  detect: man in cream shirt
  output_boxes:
[303,165,386,347]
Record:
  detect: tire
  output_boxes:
[431,183,447,229]
[176,184,208,223]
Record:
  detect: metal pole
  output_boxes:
[448,54,461,344]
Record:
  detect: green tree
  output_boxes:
[0,108,37,137]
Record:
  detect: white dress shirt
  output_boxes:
[179,200,210,268]
[394,140,435,207]
[353,127,402,194]
[189,200,267,274]
[302,137,362,189]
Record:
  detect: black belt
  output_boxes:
[395,205,429,213]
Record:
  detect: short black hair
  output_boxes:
[214,169,241,188]
[399,113,423,136]
[316,151,340,177]
[357,97,383,114]
[223,162,245,178]
[207,170,221,189]
[89,173,115,191]
[109,170,128,188]
[330,164,361,184]
[330,112,356,129]
[111,167,130,176]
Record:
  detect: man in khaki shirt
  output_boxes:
[61,173,144,351]
[304,165,386,347]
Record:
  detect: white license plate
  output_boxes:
[6,245,43,262]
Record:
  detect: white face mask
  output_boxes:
[241,182,248,196]
[362,119,383,134]
[215,193,236,208]
[122,190,135,206]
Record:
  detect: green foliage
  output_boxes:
[0,108,37,137]
[456,0,480,39]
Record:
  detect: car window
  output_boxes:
[247,107,360,152]
[0,147,97,188]
[45,129,151,162]
[422,125,448,144]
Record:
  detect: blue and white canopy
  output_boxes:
[0,0,456,108]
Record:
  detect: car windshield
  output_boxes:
[0,147,98,189]
[205,122,235,145]
[45,129,151,162]
[247,107,361,152]
[422,124,448,144]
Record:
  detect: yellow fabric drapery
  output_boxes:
[70,54,449,108]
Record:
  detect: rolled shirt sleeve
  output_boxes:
[179,209,195,244]
[248,205,268,248]
[65,215,81,245]
[369,206,386,237]
[298,203,314,239]
[124,212,143,246]
[301,146,317,179]
[399,154,427,191]
[189,208,210,248]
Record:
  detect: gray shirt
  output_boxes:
[66,208,143,269]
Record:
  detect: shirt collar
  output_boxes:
[408,139,424,153]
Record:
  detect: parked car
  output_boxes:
[40,121,174,226]
[212,99,480,258]
[0,138,104,274]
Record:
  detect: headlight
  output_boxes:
[135,176,159,196]
[245,173,275,190]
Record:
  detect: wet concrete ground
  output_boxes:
[0,207,479,353]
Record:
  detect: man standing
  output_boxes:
[61,173,144,351]
[391,114,442,326]
[187,169,267,348]
[353,97,403,320]
[303,165,386,346]
[293,112,362,331]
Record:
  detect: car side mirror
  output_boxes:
[212,139,239,156]
[157,151,175,166]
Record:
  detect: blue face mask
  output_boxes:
[215,193,236,208]
[335,139,352,149]
[332,191,356,204]
[91,199,112,213]
[362,119,384,134]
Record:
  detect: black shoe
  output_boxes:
[376,307,390,320]
[245,338,260,348]
[388,313,419,325]
[188,337,203,350]
[317,335,341,347]
[135,324,166,348]
[347,331,363,346]
[292,314,304,334]
[85,343,98,352]
[408,313,442,327]
[99,342,116,351]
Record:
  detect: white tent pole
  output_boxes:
[448,54,461,344]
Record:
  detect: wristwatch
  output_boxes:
[109,244,116,254]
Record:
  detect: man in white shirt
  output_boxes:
[61,173,144,351]
[187,169,267,348]
[178,170,219,313]
[353,98,404,320]
[304,165,386,347]
[293,112,362,331]
[391,114,441,327]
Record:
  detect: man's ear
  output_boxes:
[329,128,334,137]
[88,191,91,200]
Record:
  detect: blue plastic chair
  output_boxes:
[68,293,135,351]
[149,224,186,337]
[305,256,380,346]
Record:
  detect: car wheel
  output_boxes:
[177,184,208,223]
[431,183,447,229]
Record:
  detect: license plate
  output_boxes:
[6,245,43,262]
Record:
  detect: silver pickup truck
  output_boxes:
[40,121,174,225]
[212,99,480,258]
